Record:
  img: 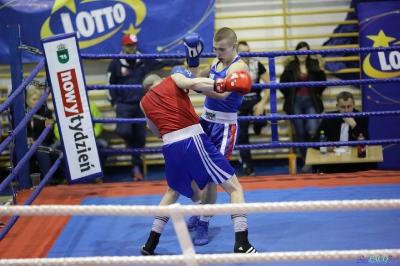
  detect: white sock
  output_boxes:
[151,215,169,234]
[192,199,201,218]
[200,215,213,222]
[231,214,248,232]
[193,199,201,205]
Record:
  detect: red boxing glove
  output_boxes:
[214,71,252,95]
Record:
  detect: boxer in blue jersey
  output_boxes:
[183,28,251,246]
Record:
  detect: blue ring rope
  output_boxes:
[97,139,400,155]
[87,77,400,91]
[0,59,45,114]
[0,155,63,241]
[92,110,400,124]
[81,46,400,60]
[0,90,50,154]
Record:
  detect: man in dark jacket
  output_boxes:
[106,34,183,180]
[311,91,375,173]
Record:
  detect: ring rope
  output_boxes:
[1,249,400,266]
[1,201,399,264]
[1,199,399,216]
[92,110,400,124]
[0,88,52,195]
[86,76,400,91]
[0,89,50,155]
[0,155,63,242]
[96,138,400,155]
[0,59,45,114]
[81,45,400,60]
[0,125,54,194]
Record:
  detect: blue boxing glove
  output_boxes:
[171,66,195,79]
[183,33,204,68]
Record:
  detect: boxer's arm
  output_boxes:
[171,66,195,78]
[146,117,161,138]
[201,90,229,100]
[140,103,161,138]
[189,64,211,77]
[227,60,249,75]
[201,60,250,99]
[188,64,211,78]
[189,57,216,78]
[171,74,215,92]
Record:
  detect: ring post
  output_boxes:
[8,24,30,189]
[268,56,279,143]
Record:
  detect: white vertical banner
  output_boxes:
[41,32,102,183]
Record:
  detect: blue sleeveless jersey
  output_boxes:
[206,56,244,112]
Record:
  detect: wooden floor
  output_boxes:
[0,170,399,259]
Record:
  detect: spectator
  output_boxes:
[311,91,375,173]
[52,101,108,184]
[237,41,270,176]
[106,34,183,181]
[279,41,327,173]
[25,87,55,180]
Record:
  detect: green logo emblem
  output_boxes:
[57,43,69,64]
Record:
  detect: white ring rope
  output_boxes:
[1,250,400,265]
[1,199,400,216]
[1,200,399,266]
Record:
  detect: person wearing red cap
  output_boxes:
[121,34,138,53]
[106,34,183,181]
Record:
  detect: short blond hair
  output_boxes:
[214,27,237,45]
[26,87,43,100]
[141,74,162,92]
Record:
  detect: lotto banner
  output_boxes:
[357,0,400,169]
[42,32,102,183]
[0,0,215,63]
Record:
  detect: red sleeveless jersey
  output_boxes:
[141,76,199,136]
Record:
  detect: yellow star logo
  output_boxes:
[123,24,140,35]
[51,0,76,14]
[366,30,396,47]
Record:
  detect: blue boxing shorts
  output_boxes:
[162,124,235,198]
[199,115,239,160]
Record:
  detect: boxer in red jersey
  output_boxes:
[139,71,258,255]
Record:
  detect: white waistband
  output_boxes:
[201,107,237,124]
[244,92,257,97]
[162,124,204,145]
